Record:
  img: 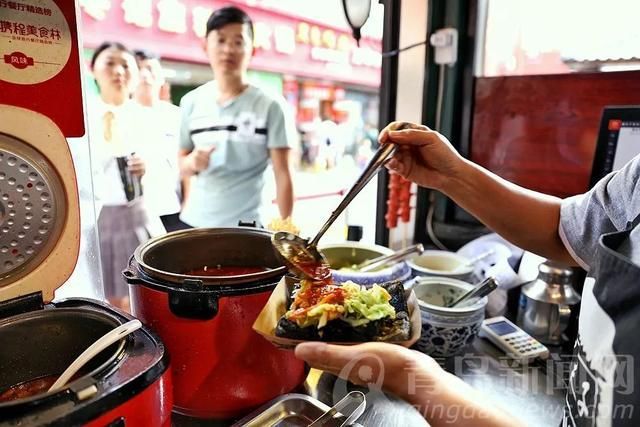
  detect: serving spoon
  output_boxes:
[446,277,499,308]
[48,319,142,393]
[308,391,366,427]
[272,139,400,280]
[355,243,424,273]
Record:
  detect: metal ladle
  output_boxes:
[272,140,400,280]
[446,277,499,308]
[355,243,424,273]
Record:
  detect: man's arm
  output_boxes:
[383,126,574,265]
[270,147,294,219]
[445,159,573,265]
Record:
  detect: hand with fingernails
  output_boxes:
[295,342,518,427]
[188,145,216,174]
[381,121,466,192]
[127,153,145,177]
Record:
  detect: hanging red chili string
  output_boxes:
[385,173,412,229]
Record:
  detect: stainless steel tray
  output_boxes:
[232,393,364,427]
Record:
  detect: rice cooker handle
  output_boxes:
[168,280,219,320]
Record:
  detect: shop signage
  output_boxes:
[79,0,382,87]
[0,0,84,137]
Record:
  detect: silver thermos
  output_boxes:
[517,260,581,345]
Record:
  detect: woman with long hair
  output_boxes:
[89,41,149,311]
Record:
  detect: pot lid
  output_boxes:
[0,105,80,304]
[521,261,581,305]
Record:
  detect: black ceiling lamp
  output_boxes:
[341,0,372,46]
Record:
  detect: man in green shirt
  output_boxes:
[178,6,295,227]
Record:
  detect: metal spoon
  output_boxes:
[355,243,424,273]
[308,391,366,427]
[446,277,499,308]
[272,141,398,280]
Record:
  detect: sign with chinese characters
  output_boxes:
[0,0,84,137]
[79,0,382,88]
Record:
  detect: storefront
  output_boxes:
[79,0,382,134]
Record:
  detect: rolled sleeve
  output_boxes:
[559,155,640,270]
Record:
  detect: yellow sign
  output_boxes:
[0,0,72,85]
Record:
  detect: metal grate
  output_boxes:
[0,136,64,282]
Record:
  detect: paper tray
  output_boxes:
[231,393,364,427]
[253,276,422,349]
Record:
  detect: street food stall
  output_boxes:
[2,0,640,426]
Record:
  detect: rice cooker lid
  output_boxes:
[0,105,80,304]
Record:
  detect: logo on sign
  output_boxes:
[608,119,622,131]
[3,51,34,69]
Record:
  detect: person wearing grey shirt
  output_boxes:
[178,6,294,228]
[293,121,640,426]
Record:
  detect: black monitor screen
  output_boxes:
[589,106,640,188]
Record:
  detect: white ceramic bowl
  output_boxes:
[411,277,487,357]
[319,242,412,287]
[407,250,474,282]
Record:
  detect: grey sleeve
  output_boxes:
[559,155,640,270]
[178,94,194,152]
[266,99,296,149]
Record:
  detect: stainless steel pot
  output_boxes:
[517,261,581,345]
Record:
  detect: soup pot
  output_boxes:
[124,227,307,420]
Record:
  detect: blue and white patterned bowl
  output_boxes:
[319,242,412,287]
[410,277,487,357]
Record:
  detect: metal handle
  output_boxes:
[310,143,397,246]
[555,303,572,339]
[308,391,366,427]
[446,277,499,308]
[357,243,424,273]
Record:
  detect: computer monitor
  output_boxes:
[589,106,640,188]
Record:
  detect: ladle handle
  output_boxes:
[310,143,397,246]
[48,319,143,393]
[446,277,499,308]
[308,391,366,427]
[358,243,424,273]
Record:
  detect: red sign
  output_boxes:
[4,51,35,69]
[0,0,85,137]
[79,0,382,88]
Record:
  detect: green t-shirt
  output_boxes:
[179,82,295,227]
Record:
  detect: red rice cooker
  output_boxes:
[0,105,172,426]
[124,227,307,420]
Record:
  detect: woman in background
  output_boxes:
[89,41,149,311]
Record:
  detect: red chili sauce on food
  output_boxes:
[287,280,345,321]
[185,266,268,276]
[0,375,59,402]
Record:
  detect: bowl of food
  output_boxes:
[252,277,421,348]
[407,250,474,282]
[410,277,487,357]
[319,242,412,287]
